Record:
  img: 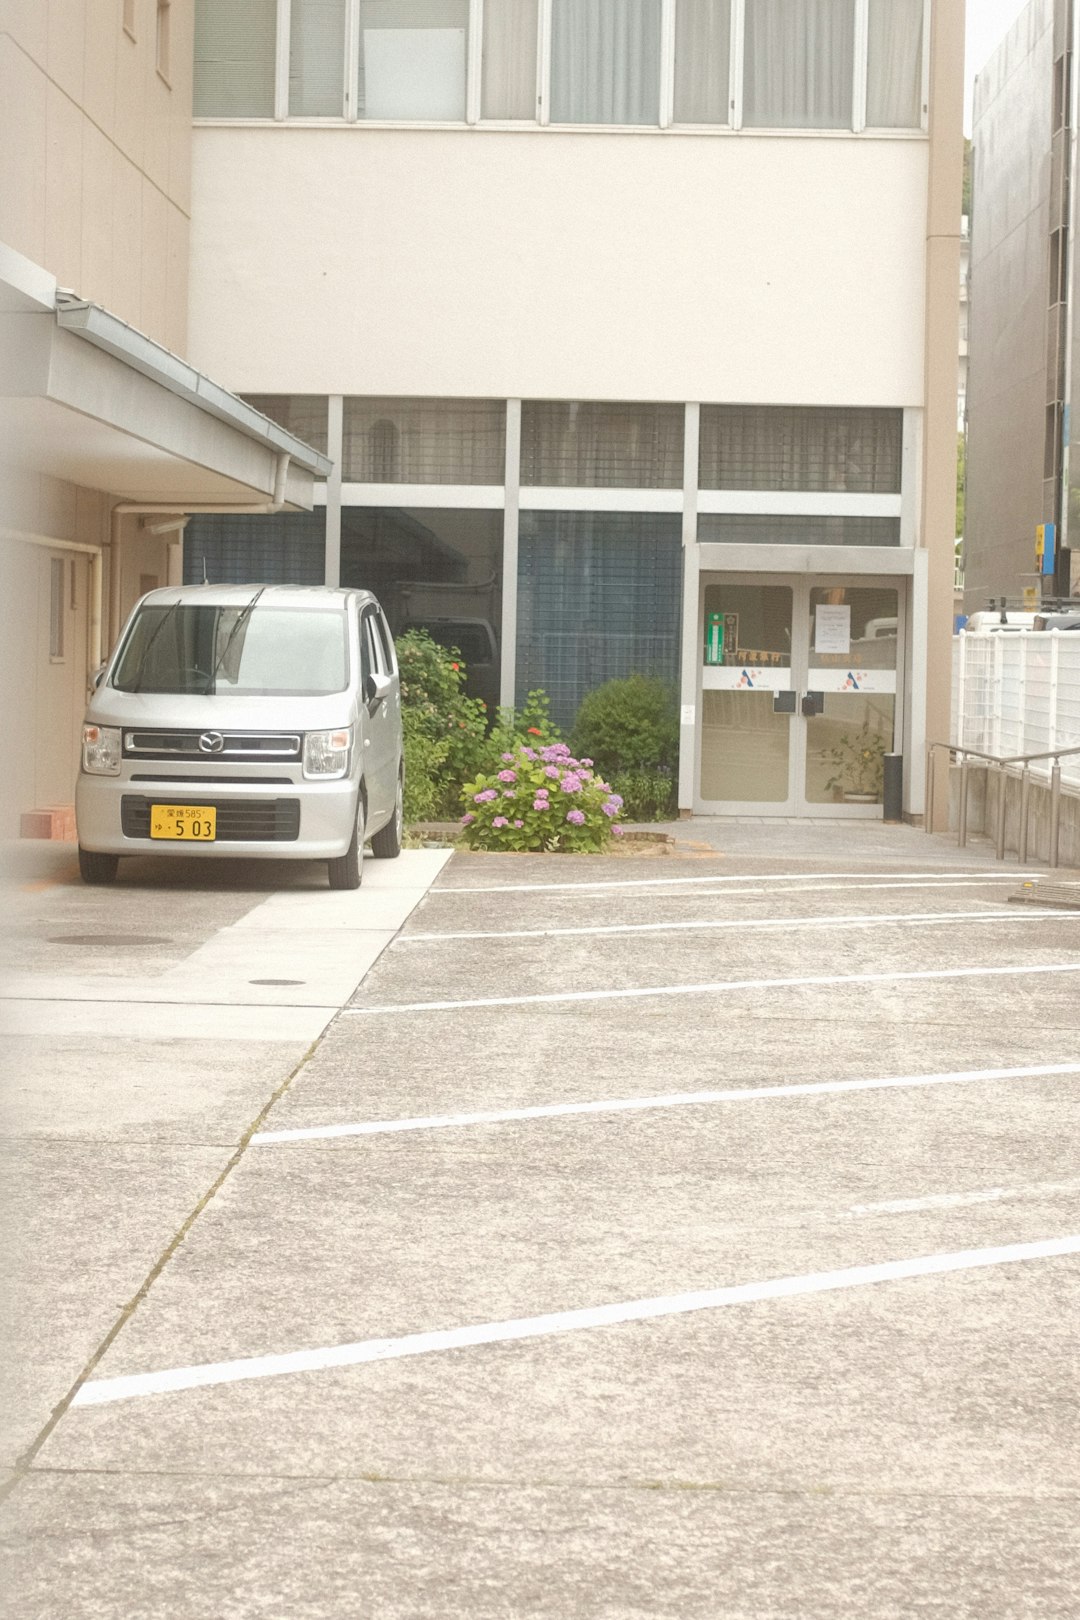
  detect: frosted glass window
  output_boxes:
[699,407,903,492]
[343,398,505,482]
[550,0,662,126]
[521,402,684,488]
[194,0,277,117]
[290,0,348,115]
[482,0,539,119]
[358,0,468,120]
[743,0,854,129]
[866,0,924,128]
[674,0,731,124]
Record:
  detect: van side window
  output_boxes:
[360,612,373,685]
[362,612,383,677]
[375,612,395,673]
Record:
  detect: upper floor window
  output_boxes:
[549,0,662,127]
[194,0,927,132]
[698,406,903,493]
[343,398,506,483]
[194,0,277,118]
[521,402,684,488]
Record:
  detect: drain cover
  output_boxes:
[49,934,172,946]
[249,978,305,986]
[1009,882,1080,911]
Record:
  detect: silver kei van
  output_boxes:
[75,585,403,890]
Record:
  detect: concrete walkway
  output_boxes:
[2,828,1079,1617]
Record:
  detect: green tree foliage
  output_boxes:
[396,629,487,820]
[570,674,680,821]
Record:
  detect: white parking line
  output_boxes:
[436,872,1022,896]
[71,1234,1080,1407]
[250,1061,1080,1144]
[349,959,1080,1017]
[844,1179,1080,1217]
[402,908,1072,945]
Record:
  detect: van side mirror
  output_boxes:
[365,672,392,708]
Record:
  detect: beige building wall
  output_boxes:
[0,0,193,354]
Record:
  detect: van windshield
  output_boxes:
[112,605,349,696]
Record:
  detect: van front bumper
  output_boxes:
[75,773,359,860]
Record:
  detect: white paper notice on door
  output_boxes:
[814,605,851,655]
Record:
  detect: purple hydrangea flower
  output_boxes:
[501,753,514,763]
[502,788,516,799]
[602,801,619,817]
[580,757,594,767]
[607,793,624,808]
[492,815,509,828]
[565,809,586,826]
[543,765,560,779]
[561,774,582,793]
[474,788,498,803]
[498,769,516,783]
[532,798,548,812]
[612,824,625,836]
[461,812,475,824]
[514,819,523,829]
[521,748,537,760]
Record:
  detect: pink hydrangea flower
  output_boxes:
[561,774,582,793]
[498,769,516,783]
[532,798,548,811]
[565,809,586,826]
[474,788,498,803]
[514,819,523,828]
[543,765,560,779]
[492,815,509,828]
[612,824,625,836]
[501,753,514,763]
[461,812,475,824]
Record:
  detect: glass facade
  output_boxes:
[242,395,331,456]
[516,512,681,728]
[184,512,327,585]
[699,516,901,548]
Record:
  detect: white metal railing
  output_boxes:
[952,630,1080,792]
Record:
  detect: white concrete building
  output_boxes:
[1,0,963,834]
[186,0,963,822]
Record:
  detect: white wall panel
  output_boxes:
[188,126,928,403]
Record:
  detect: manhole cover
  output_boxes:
[48,934,173,946]
[249,978,305,986]
[1009,882,1080,911]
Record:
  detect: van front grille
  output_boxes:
[121,797,301,843]
[122,731,301,761]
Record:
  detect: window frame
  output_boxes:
[193,0,930,135]
[49,557,66,663]
[156,0,172,84]
[123,0,137,42]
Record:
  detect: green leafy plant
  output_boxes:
[396,629,488,818]
[486,688,562,755]
[571,675,679,821]
[822,719,887,798]
[461,742,624,853]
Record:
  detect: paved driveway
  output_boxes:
[2,826,1079,1617]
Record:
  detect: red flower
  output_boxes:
[451,662,459,671]
[528,727,542,736]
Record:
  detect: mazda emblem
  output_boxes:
[198,731,225,755]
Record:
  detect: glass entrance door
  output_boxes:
[697,575,902,816]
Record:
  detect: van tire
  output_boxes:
[328,790,365,890]
[371,772,403,859]
[79,847,119,885]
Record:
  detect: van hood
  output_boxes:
[85,689,353,733]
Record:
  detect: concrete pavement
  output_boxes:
[1,825,1079,1616]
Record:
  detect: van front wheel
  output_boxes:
[327,792,365,890]
[371,772,403,859]
[79,847,119,884]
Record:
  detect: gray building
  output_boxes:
[966,0,1079,610]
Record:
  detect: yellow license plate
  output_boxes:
[150,804,217,841]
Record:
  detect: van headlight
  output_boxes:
[82,724,121,775]
[303,727,351,779]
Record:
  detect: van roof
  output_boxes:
[138,584,378,612]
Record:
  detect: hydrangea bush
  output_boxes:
[461,742,625,852]
[396,628,488,819]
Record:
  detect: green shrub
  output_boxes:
[461,742,624,853]
[396,629,488,817]
[485,688,561,754]
[570,675,679,820]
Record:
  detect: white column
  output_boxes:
[324,394,343,588]
[677,403,700,813]
[907,548,929,817]
[500,399,521,710]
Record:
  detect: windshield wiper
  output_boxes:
[199,587,266,693]
[128,598,183,693]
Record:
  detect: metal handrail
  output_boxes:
[926,740,1080,868]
